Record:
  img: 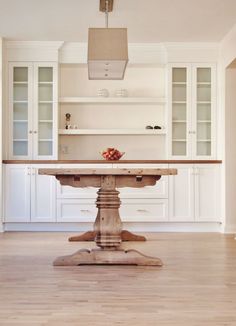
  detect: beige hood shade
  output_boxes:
[88,0,128,80]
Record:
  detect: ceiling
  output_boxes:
[0,0,236,43]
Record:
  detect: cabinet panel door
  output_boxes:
[30,165,56,222]
[9,63,33,159]
[4,165,31,222]
[194,164,220,221]
[169,164,194,221]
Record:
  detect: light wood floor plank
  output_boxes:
[0,232,236,325]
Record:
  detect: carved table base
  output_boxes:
[36,171,173,267]
[53,248,162,266]
[68,230,146,242]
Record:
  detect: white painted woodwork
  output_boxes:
[169,164,220,222]
[4,164,57,223]
[4,164,31,222]
[8,62,58,160]
[57,199,96,222]
[120,199,168,222]
[113,164,168,198]
[168,63,216,159]
[59,129,166,135]
[194,164,220,221]
[169,164,194,221]
[59,64,167,160]
[30,165,56,222]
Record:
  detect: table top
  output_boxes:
[39,168,177,176]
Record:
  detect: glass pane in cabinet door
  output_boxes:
[38,141,52,156]
[172,68,187,156]
[172,141,186,156]
[13,67,28,156]
[196,68,212,156]
[13,141,28,156]
[39,67,53,82]
[38,122,53,156]
[13,67,28,82]
[38,103,53,120]
[38,67,53,156]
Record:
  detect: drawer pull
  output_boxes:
[80,209,91,213]
[137,209,148,213]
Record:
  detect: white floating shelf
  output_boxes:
[59,129,166,135]
[59,97,166,104]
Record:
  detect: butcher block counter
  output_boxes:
[2,160,222,164]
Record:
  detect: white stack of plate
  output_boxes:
[115,89,128,97]
[97,88,109,97]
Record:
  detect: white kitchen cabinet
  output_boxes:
[169,164,194,221]
[168,64,216,159]
[4,164,31,222]
[8,62,58,159]
[169,164,220,222]
[4,164,56,222]
[194,164,220,221]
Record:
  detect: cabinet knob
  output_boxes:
[34,131,37,134]
[29,130,32,134]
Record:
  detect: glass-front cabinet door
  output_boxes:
[169,64,216,159]
[9,62,57,159]
[9,63,33,159]
[192,64,216,159]
[33,63,57,159]
[169,64,191,158]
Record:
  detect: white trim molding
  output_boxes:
[6,41,64,62]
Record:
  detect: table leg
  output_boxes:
[54,176,162,266]
[68,230,146,242]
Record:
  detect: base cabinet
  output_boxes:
[4,163,221,225]
[4,164,56,222]
[169,164,220,222]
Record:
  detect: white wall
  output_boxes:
[225,66,236,232]
[0,37,3,232]
[220,23,236,233]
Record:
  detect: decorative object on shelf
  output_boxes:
[88,0,128,80]
[145,125,162,130]
[115,88,128,97]
[97,88,109,97]
[101,147,125,160]
[65,113,71,129]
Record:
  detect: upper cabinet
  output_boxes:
[168,63,216,159]
[8,62,58,159]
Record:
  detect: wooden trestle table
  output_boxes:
[39,168,177,266]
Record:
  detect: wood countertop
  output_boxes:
[3,160,222,164]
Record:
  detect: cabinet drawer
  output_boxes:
[120,199,168,222]
[57,199,96,222]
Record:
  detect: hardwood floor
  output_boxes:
[0,232,236,325]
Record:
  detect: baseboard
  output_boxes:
[223,224,236,234]
[3,222,223,233]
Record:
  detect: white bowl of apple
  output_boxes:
[101,148,125,161]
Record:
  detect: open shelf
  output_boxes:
[59,97,166,104]
[59,128,166,135]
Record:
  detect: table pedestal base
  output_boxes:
[53,248,163,266]
[68,230,146,242]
